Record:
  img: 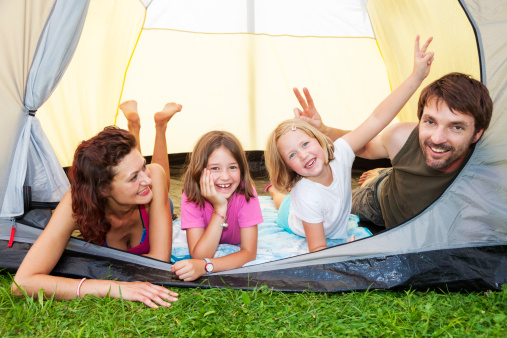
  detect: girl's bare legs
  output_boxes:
[153,103,182,191]
[119,100,142,154]
[266,185,287,210]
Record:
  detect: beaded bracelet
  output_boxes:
[77,277,87,299]
[212,209,228,227]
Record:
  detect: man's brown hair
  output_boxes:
[417,72,493,134]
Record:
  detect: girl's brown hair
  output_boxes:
[264,119,335,192]
[183,131,255,208]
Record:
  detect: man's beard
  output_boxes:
[421,140,470,171]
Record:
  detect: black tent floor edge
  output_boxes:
[2,241,505,293]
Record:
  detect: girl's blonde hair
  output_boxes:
[265,119,335,191]
[183,130,255,208]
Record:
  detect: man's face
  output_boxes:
[418,98,483,173]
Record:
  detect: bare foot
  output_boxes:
[154,102,182,127]
[119,100,140,130]
[264,183,281,197]
[347,235,356,243]
[358,168,386,186]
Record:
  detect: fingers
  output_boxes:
[299,116,311,123]
[295,108,314,123]
[302,87,315,108]
[200,169,209,195]
[168,290,179,297]
[419,48,435,65]
[413,35,434,75]
[423,52,435,65]
[415,35,433,59]
[139,292,166,309]
[199,169,215,198]
[415,35,433,55]
[420,36,433,54]
[172,260,199,281]
[145,285,178,308]
[151,283,179,299]
[123,282,179,309]
[199,169,207,193]
[293,87,308,111]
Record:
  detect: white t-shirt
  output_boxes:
[288,138,355,239]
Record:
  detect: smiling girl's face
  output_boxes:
[277,129,330,185]
[106,149,153,207]
[206,146,241,200]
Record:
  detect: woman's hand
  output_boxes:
[171,259,206,282]
[114,281,179,309]
[200,169,227,211]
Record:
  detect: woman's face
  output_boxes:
[106,149,153,208]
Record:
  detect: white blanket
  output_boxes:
[171,196,372,265]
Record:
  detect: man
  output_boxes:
[294,72,493,228]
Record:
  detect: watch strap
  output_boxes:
[203,258,213,275]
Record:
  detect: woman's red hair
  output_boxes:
[67,126,136,244]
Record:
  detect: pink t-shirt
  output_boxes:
[181,188,263,245]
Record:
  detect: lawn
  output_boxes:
[1,273,505,336]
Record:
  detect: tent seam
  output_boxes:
[142,27,377,40]
[114,7,147,125]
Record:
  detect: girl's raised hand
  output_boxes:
[413,35,434,80]
[200,169,227,209]
[115,281,179,309]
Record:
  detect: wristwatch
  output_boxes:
[203,258,214,275]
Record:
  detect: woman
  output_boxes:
[12,101,180,308]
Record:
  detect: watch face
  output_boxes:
[205,263,213,272]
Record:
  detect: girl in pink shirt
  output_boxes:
[172,131,263,281]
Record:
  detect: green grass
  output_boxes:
[1,273,505,337]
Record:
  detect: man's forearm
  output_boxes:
[322,125,350,142]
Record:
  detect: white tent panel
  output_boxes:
[37,0,389,164]
[145,0,374,37]
[118,31,391,155]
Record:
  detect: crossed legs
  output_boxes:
[119,100,182,191]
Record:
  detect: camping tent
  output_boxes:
[1,0,506,292]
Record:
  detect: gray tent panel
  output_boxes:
[1,0,89,218]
